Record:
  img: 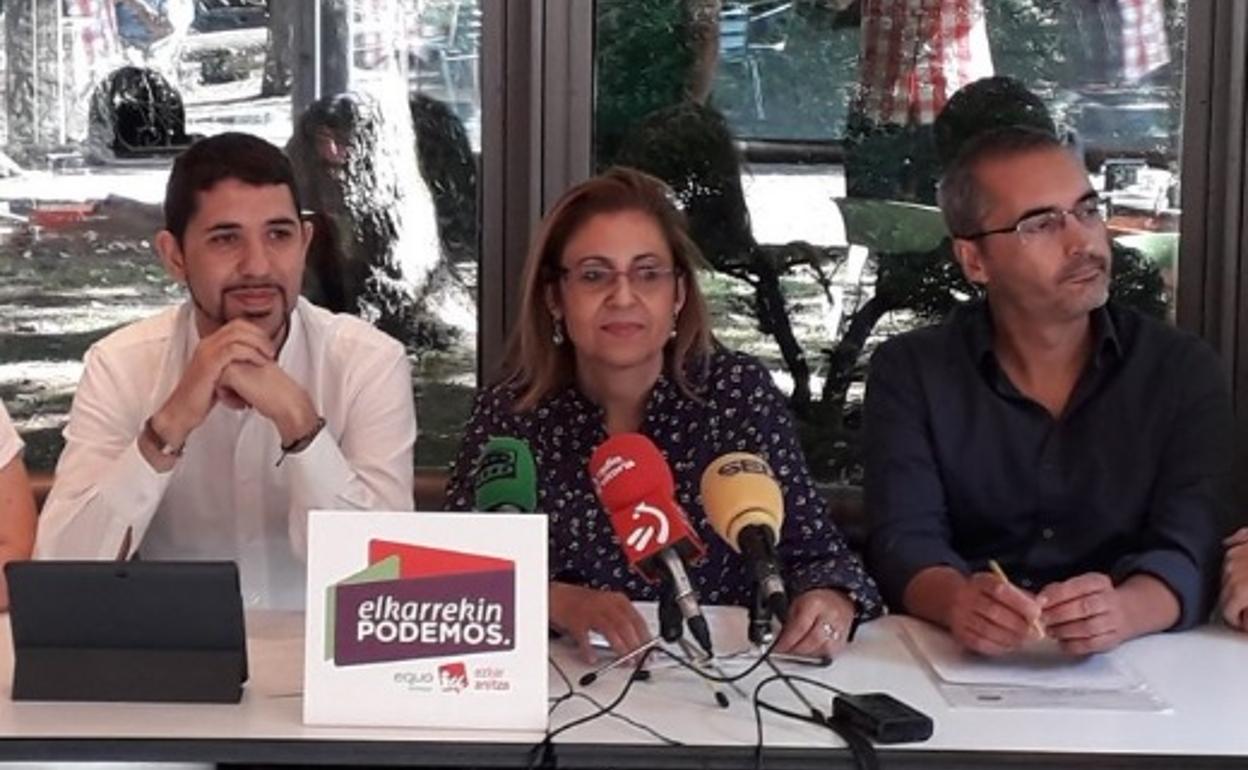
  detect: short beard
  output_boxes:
[188,283,292,344]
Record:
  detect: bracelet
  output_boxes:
[275,416,326,467]
[143,416,184,457]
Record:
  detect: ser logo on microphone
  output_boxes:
[625,502,670,552]
[716,456,774,478]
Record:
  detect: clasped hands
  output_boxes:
[142,319,316,469]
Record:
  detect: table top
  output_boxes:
[0,609,1244,768]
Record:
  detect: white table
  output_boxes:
[0,610,1244,768]
[551,614,1248,768]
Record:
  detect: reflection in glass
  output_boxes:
[0,0,482,471]
[594,0,1186,483]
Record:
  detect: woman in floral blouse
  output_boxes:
[447,168,880,661]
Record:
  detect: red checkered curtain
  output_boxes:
[63,0,123,143]
[1119,0,1169,82]
[1073,0,1170,85]
[65,0,122,70]
[856,0,994,127]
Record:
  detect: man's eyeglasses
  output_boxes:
[558,264,680,294]
[957,194,1105,243]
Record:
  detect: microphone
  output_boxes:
[589,433,713,655]
[700,452,789,623]
[473,436,537,512]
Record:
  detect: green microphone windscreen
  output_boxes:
[473,436,538,512]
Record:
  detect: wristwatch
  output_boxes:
[143,417,184,457]
[276,416,327,466]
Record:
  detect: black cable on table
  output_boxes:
[752,673,788,770]
[777,671,849,698]
[749,670,878,770]
[548,653,681,745]
[547,655,579,714]
[528,645,662,770]
[541,638,872,770]
[764,668,881,769]
[648,635,784,683]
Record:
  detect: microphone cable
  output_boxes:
[528,645,663,770]
[655,645,878,770]
[751,673,878,770]
[537,637,878,770]
[533,636,780,768]
[547,654,682,745]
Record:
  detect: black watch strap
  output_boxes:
[276,417,326,466]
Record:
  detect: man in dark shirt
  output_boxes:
[865,126,1231,656]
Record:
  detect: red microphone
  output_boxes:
[590,433,712,654]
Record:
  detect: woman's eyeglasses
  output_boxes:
[559,264,680,294]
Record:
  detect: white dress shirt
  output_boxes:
[0,401,22,468]
[35,298,416,609]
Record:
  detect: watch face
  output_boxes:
[145,418,183,457]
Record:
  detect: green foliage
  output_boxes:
[985,0,1074,96]
[615,101,755,270]
[595,0,697,163]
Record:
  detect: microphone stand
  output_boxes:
[747,588,833,673]
[634,580,728,709]
[657,578,685,645]
[748,587,775,647]
[656,549,714,655]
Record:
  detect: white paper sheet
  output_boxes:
[899,617,1140,690]
[898,617,1167,712]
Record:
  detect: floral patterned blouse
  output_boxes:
[446,347,882,620]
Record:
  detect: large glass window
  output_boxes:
[0,0,481,472]
[594,0,1185,484]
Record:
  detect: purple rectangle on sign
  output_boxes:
[334,569,516,666]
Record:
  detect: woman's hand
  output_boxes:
[773,588,856,657]
[549,581,651,663]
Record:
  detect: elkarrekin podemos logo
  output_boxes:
[326,539,516,667]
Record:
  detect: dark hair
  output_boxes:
[163,132,302,243]
[933,76,1057,169]
[937,126,1069,239]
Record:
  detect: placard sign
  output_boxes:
[304,511,547,730]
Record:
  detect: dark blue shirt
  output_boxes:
[447,348,882,620]
[865,302,1232,629]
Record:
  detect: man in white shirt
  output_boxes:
[0,401,37,608]
[35,133,416,609]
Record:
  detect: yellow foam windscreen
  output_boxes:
[699,452,784,552]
